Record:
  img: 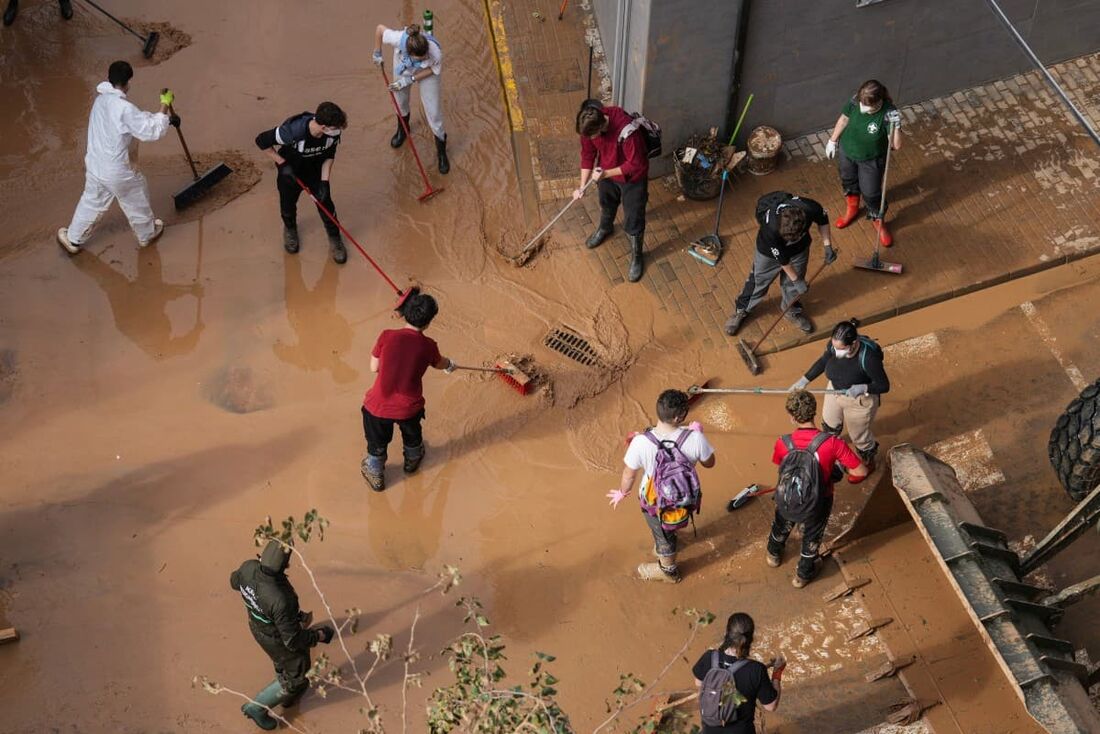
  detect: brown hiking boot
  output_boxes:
[637,561,681,584]
[766,549,782,568]
[792,559,823,588]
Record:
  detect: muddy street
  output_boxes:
[2,1,1100,733]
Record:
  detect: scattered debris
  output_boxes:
[847,617,893,642]
[865,655,917,683]
[823,576,871,602]
[886,698,940,725]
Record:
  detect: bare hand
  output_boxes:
[572,187,584,201]
[592,167,604,182]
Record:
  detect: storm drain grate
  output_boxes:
[544,326,601,367]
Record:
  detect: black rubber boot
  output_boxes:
[390,114,410,148]
[283,225,300,254]
[435,134,450,175]
[403,444,425,474]
[328,233,347,264]
[627,233,645,283]
[59,0,72,19]
[586,220,613,249]
[3,0,18,26]
[241,680,284,731]
[857,442,879,473]
[361,454,385,492]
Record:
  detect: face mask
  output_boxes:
[834,347,852,358]
[859,103,876,114]
[322,127,342,136]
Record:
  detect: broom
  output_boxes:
[165,92,232,209]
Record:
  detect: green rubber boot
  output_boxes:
[241,679,284,730]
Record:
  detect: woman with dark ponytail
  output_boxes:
[692,613,783,732]
[791,318,890,470]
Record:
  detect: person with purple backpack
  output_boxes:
[609,389,715,583]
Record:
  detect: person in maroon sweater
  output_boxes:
[360,288,455,492]
[572,100,650,283]
[766,390,867,588]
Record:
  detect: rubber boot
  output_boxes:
[403,444,425,474]
[872,218,893,247]
[586,219,613,249]
[328,233,347,264]
[627,233,644,283]
[857,441,879,473]
[361,453,385,492]
[390,114,410,148]
[638,553,680,583]
[792,558,823,589]
[283,225,300,254]
[435,134,450,175]
[241,680,284,731]
[3,0,18,26]
[58,0,72,19]
[834,194,860,228]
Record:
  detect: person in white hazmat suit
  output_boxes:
[57,61,177,254]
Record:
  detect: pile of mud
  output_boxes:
[127,20,192,65]
[203,364,275,414]
[156,149,262,225]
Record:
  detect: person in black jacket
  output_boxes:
[230,540,335,730]
[790,318,890,470]
[255,102,349,264]
[692,612,783,734]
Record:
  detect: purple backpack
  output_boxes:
[642,429,702,531]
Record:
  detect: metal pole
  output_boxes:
[984,0,1100,148]
[586,44,594,100]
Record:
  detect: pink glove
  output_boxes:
[607,488,629,508]
[689,421,703,432]
[623,431,639,447]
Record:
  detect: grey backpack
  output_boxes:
[699,651,750,726]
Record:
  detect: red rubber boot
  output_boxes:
[834,194,860,228]
[873,219,893,247]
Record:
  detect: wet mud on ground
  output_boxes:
[2,0,1099,732]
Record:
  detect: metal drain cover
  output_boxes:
[544,326,601,366]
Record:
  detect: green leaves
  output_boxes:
[253,509,330,547]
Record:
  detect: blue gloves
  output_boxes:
[846,384,869,398]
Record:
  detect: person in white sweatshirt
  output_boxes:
[57,61,177,254]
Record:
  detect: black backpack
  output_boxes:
[775,432,830,523]
[699,651,750,726]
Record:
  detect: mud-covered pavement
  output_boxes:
[2,1,1100,732]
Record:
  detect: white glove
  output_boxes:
[443,359,456,374]
[372,50,384,67]
[388,76,414,91]
[846,384,869,398]
[789,376,809,392]
[825,140,837,159]
[885,109,901,126]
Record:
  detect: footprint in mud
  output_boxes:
[203,364,275,414]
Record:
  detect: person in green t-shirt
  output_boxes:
[824,80,902,246]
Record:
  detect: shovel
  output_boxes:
[727,483,774,511]
[165,93,232,209]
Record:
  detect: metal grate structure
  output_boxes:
[544,326,602,367]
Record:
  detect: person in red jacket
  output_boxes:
[766,390,867,588]
[572,100,650,283]
[360,288,455,492]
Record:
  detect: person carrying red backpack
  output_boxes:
[608,389,715,583]
[766,390,867,588]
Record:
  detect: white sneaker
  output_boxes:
[139,218,165,248]
[56,227,81,254]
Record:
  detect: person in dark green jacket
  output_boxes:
[824,80,902,246]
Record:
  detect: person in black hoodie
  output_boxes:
[230,540,335,730]
[255,102,349,264]
[790,318,890,470]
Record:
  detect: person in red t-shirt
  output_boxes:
[361,288,454,492]
[766,390,867,588]
[572,100,650,283]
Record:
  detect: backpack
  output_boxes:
[699,651,750,726]
[774,432,831,523]
[643,429,702,531]
[619,113,663,159]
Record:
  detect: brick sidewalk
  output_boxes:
[493,1,1100,356]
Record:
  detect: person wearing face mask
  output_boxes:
[824,80,902,246]
[255,102,349,264]
[725,191,835,336]
[790,318,890,470]
[372,23,449,174]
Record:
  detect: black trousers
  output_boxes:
[596,178,648,237]
[277,167,340,237]
[767,495,834,580]
[250,624,311,697]
[838,148,887,218]
[362,406,424,458]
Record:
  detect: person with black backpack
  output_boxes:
[790,318,890,470]
[573,100,659,283]
[692,612,783,733]
[724,191,835,337]
[768,390,867,588]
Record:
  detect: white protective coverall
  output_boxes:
[66,82,170,245]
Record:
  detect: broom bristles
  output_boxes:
[495,360,532,396]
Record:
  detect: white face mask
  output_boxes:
[834,347,852,358]
[859,103,876,114]
[322,127,342,136]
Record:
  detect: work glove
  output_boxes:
[788,278,809,298]
[825,140,837,159]
[885,109,902,127]
[824,244,837,265]
[169,114,181,128]
[606,488,629,508]
[372,49,384,67]
[312,625,335,644]
[443,358,457,374]
[298,610,313,628]
[277,161,295,181]
[315,180,330,202]
[789,376,809,392]
[770,653,787,681]
[388,76,415,91]
[591,167,604,182]
[159,90,175,107]
[846,384,869,398]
